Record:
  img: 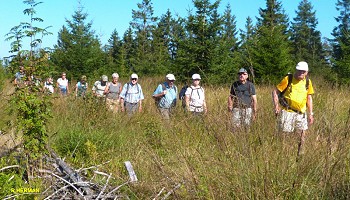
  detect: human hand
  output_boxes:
[163,90,167,95]
[308,114,314,125]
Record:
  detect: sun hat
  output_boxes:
[192,74,201,80]
[296,61,308,71]
[166,74,176,81]
[81,75,87,81]
[112,73,119,78]
[131,73,138,79]
[238,68,248,74]
[101,75,108,82]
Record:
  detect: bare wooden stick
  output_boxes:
[152,187,165,200]
[161,183,182,200]
[0,165,20,171]
[39,169,85,198]
[96,173,112,199]
[43,181,91,200]
[106,181,129,196]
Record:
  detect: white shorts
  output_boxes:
[279,109,308,133]
[232,108,252,127]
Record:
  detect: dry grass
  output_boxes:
[2,76,350,199]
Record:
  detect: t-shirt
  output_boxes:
[185,86,205,112]
[57,78,68,90]
[92,81,107,97]
[152,82,177,109]
[276,76,314,113]
[230,81,256,108]
[44,81,54,93]
[76,81,88,97]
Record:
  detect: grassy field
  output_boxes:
[2,76,350,199]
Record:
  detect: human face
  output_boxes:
[192,79,200,86]
[295,70,308,80]
[62,74,66,79]
[238,72,248,82]
[167,79,175,86]
[131,78,138,84]
[112,76,118,83]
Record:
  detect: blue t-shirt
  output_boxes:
[153,82,177,108]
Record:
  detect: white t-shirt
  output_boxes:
[57,78,68,89]
[185,85,205,111]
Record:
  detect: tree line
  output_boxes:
[3,0,350,85]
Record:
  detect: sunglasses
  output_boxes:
[131,78,137,81]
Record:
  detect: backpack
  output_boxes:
[278,73,309,109]
[230,81,253,107]
[179,86,203,108]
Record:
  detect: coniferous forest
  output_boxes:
[1,0,350,199]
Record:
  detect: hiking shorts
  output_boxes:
[279,109,308,133]
[232,108,252,127]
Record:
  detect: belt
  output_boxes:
[283,107,303,114]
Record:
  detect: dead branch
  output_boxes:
[0,165,20,171]
[96,173,111,199]
[39,169,85,198]
[161,183,182,200]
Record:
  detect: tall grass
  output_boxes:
[43,76,350,199]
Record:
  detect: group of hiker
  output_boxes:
[14,61,315,155]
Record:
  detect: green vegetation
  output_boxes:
[2,0,350,198]
[3,76,349,199]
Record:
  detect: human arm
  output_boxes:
[104,83,110,95]
[272,88,280,116]
[251,94,257,120]
[307,94,314,125]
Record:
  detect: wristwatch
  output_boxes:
[309,112,314,116]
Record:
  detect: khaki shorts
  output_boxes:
[279,109,308,132]
[232,108,252,127]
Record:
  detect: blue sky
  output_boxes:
[0,0,337,59]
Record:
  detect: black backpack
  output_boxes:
[278,73,309,109]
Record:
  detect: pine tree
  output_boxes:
[290,0,324,70]
[238,17,258,82]
[51,5,105,78]
[175,0,222,82]
[130,0,158,74]
[208,3,239,84]
[252,0,293,83]
[331,0,350,84]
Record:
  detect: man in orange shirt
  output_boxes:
[272,61,315,156]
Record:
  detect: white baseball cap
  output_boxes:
[166,74,176,81]
[131,73,138,79]
[101,75,108,82]
[112,73,119,78]
[296,61,308,71]
[192,74,201,80]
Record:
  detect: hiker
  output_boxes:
[104,73,122,112]
[120,73,144,115]
[14,66,26,87]
[184,74,207,116]
[57,72,69,96]
[152,74,178,120]
[75,75,88,98]
[44,77,54,94]
[272,61,315,156]
[92,75,108,98]
[228,68,257,130]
